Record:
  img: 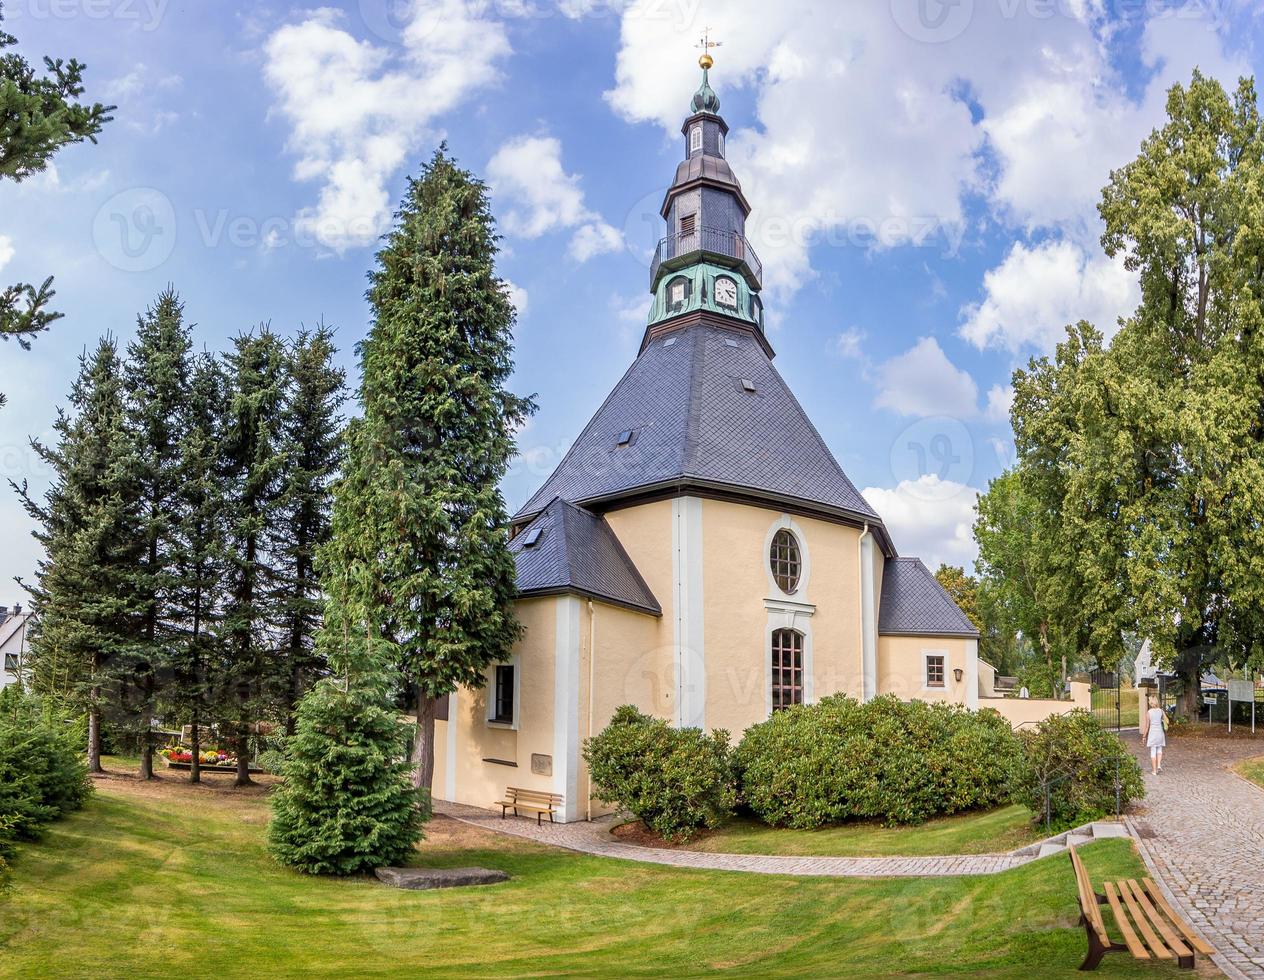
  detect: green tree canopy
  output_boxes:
[319,147,534,790]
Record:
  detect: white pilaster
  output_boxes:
[443,692,457,802]
[672,496,706,728]
[965,637,979,710]
[553,596,582,821]
[859,531,877,701]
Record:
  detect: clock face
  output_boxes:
[714,278,737,307]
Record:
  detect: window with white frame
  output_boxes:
[490,664,515,724]
[924,653,946,689]
[689,125,702,153]
[771,628,804,711]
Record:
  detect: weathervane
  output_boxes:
[696,28,722,70]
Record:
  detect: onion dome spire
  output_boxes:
[691,57,720,115]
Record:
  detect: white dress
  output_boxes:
[1145,707,1167,748]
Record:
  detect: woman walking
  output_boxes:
[1142,695,1168,775]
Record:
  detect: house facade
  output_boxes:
[0,605,31,693]
[432,61,985,822]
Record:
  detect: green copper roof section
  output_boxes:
[646,259,763,332]
[690,67,720,115]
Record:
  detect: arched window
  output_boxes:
[771,629,804,711]
[689,125,702,153]
[668,276,690,310]
[769,529,801,594]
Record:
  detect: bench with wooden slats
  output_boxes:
[1069,845,1215,970]
[495,787,563,825]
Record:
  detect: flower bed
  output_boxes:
[161,747,236,767]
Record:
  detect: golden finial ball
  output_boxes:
[699,53,714,70]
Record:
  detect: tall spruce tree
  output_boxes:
[123,289,192,778]
[324,148,533,791]
[0,1,112,398]
[220,328,288,786]
[275,325,345,734]
[13,337,144,771]
[170,353,229,783]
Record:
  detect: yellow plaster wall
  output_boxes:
[980,682,1092,727]
[877,634,975,704]
[699,498,865,735]
[436,596,559,810]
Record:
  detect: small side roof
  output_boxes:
[510,498,662,615]
[878,557,979,638]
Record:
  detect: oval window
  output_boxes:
[770,529,801,594]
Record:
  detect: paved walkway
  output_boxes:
[436,800,1034,877]
[1123,732,1264,980]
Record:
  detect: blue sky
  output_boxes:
[0,0,1257,595]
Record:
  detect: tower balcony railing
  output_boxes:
[650,226,762,290]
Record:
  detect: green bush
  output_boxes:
[1012,709,1144,829]
[267,671,427,876]
[735,695,1021,829]
[0,687,92,853]
[583,705,736,842]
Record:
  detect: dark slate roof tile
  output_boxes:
[514,323,879,525]
[510,498,661,615]
[878,558,979,637]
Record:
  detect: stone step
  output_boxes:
[1038,843,1066,858]
[1090,822,1129,839]
[1066,833,1094,848]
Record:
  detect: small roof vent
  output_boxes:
[740,378,756,393]
[724,338,738,348]
[616,429,639,447]
[522,527,544,548]
[663,336,677,347]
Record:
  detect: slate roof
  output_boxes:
[511,498,661,615]
[878,558,979,637]
[514,322,881,531]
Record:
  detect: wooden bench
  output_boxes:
[495,787,563,825]
[1069,845,1214,971]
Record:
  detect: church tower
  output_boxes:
[645,53,767,347]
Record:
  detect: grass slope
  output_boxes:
[1235,756,1264,791]
[668,804,1044,857]
[0,774,1186,979]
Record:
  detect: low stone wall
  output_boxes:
[979,681,1092,728]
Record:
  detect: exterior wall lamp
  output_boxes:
[953,667,964,683]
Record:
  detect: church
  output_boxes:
[432,58,986,822]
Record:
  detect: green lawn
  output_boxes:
[0,777,1187,978]
[1235,755,1264,790]
[665,804,1045,857]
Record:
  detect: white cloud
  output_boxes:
[262,0,510,251]
[604,1,1243,317]
[862,476,981,571]
[503,279,528,316]
[0,235,13,273]
[985,384,1014,424]
[487,135,623,262]
[833,327,866,359]
[873,337,979,419]
[959,240,1139,353]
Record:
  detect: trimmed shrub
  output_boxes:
[1013,709,1144,829]
[735,695,1021,828]
[584,705,736,842]
[267,671,427,875]
[0,686,92,852]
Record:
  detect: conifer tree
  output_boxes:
[274,325,345,734]
[13,337,144,771]
[123,289,192,778]
[220,329,288,786]
[324,148,533,791]
[170,353,229,783]
[0,1,112,398]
